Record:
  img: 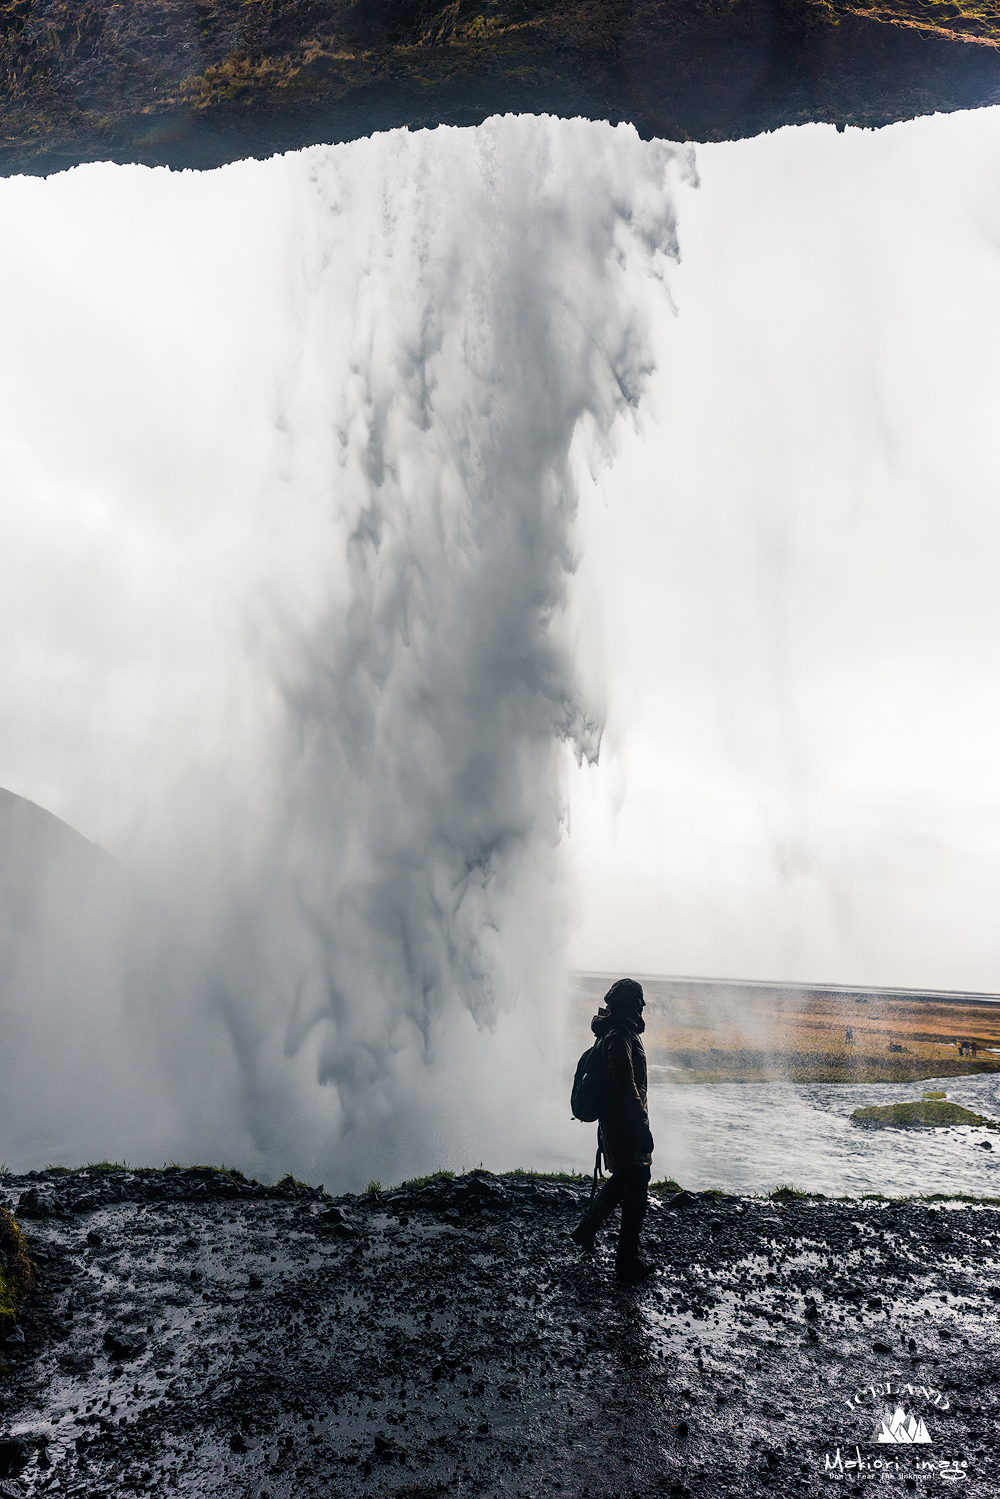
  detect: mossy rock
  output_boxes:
[0,1205,35,1339]
[851,1100,999,1130]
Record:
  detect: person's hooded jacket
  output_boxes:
[591,1006,652,1172]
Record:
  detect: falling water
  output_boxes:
[0,118,691,1185]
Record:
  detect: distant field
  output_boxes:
[571,975,1000,1084]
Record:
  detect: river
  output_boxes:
[645,1072,1000,1198]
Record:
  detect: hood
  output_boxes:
[591,1006,645,1039]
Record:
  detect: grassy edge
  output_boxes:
[6,1163,1000,1208]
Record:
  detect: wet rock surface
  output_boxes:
[1,1167,999,1495]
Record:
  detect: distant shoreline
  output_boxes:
[647,1061,1000,1086]
[573,971,1000,1008]
[573,974,1000,1085]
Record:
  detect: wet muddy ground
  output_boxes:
[1,1167,999,1497]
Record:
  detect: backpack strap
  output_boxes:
[590,1141,605,1201]
[588,1032,608,1200]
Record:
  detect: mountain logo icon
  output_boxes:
[875,1407,932,1444]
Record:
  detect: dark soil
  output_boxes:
[2,0,1000,177]
[1,1165,1000,1495]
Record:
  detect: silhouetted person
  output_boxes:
[570,977,655,1285]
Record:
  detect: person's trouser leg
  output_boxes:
[570,1168,627,1248]
[590,1170,628,1227]
[615,1165,651,1273]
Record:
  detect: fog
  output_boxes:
[2,108,1000,1185]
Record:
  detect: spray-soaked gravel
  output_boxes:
[2,1167,1000,1497]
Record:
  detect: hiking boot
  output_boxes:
[569,1217,599,1252]
[615,1256,656,1286]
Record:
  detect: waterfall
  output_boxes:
[0,118,690,1184]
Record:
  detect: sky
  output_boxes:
[2,108,1000,1180]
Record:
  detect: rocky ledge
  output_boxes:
[2,0,1000,177]
[1,1165,1000,1495]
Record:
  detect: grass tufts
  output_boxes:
[276,1173,312,1190]
[918,1190,1000,1205]
[34,1161,260,1183]
[500,1168,585,1183]
[395,1170,456,1192]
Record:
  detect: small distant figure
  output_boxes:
[845,1026,854,1045]
[570,977,655,1286]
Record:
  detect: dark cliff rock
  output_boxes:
[1,0,999,176]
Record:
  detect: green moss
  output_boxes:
[851,1100,999,1129]
[0,1205,35,1340]
[771,1185,812,1200]
[922,1090,948,1100]
[651,1178,683,1192]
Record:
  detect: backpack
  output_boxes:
[570,1036,607,1122]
